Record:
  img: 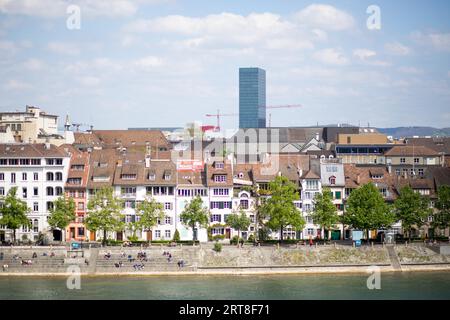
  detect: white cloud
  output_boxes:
[0,40,19,55]
[313,48,349,66]
[48,42,80,55]
[22,58,45,70]
[353,49,376,60]
[3,79,32,90]
[398,66,423,75]
[294,4,355,31]
[0,0,166,18]
[78,76,101,86]
[412,31,450,52]
[133,56,164,69]
[384,42,411,56]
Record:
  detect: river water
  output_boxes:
[1,272,450,299]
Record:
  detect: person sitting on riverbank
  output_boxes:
[21,259,33,266]
[104,252,111,260]
[50,252,55,258]
[120,251,126,258]
[167,253,172,263]
[13,254,19,260]
[177,259,185,268]
[2,264,8,272]
[0,252,3,260]
[32,252,37,259]
[133,263,144,271]
[127,255,135,263]
[42,252,48,257]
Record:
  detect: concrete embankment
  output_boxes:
[1,244,450,276]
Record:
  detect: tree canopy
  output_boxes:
[0,187,30,243]
[394,185,432,239]
[179,196,210,241]
[343,182,396,239]
[48,196,76,237]
[85,187,124,245]
[260,175,304,242]
[311,187,339,239]
[433,185,450,234]
[226,210,251,240]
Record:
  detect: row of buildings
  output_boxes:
[1,106,450,243]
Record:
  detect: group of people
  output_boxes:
[177,259,185,268]
[114,261,124,268]
[104,252,112,260]
[137,251,148,262]
[133,262,145,270]
[163,251,172,262]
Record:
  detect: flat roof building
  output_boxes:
[239,67,266,129]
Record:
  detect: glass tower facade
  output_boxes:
[239,67,266,128]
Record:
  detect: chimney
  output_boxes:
[145,155,151,168]
[44,138,50,150]
[315,132,320,141]
[356,173,361,185]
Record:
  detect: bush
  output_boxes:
[213,242,222,252]
[247,234,255,243]
[230,235,240,245]
[127,235,139,242]
[173,229,180,242]
[212,234,225,241]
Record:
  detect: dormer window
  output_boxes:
[164,174,171,180]
[215,162,224,169]
[214,175,226,183]
[148,172,156,181]
[238,172,244,179]
[329,176,336,185]
[121,174,137,180]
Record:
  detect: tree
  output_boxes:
[433,185,450,235]
[85,187,124,245]
[394,186,432,240]
[226,210,251,242]
[131,198,165,239]
[259,176,305,242]
[48,196,76,241]
[173,229,180,242]
[311,187,339,240]
[180,196,209,241]
[343,183,396,240]
[0,187,31,243]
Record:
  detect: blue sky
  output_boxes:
[0,0,449,130]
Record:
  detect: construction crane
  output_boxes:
[262,104,303,127]
[205,109,238,131]
[205,104,303,130]
[71,123,93,132]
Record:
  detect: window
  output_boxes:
[335,191,342,200]
[305,180,318,190]
[213,188,229,196]
[33,219,39,232]
[20,159,29,165]
[47,202,54,211]
[46,187,54,196]
[414,158,419,163]
[148,173,156,180]
[124,201,136,209]
[210,202,232,209]
[22,172,27,181]
[164,202,172,210]
[31,159,41,165]
[0,159,6,165]
[307,228,314,236]
[33,172,38,181]
[165,230,171,239]
[71,165,85,171]
[55,172,63,181]
[240,199,249,209]
[400,158,406,163]
[9,159,18,165]
[418,169,424,176]
[304,204,311,212]
[33,202,39,212]
[0,187,4,196]
[46,172,54,181]
[55,187,63,196]
[11,173,16,183]
[163,173,171,180]
[68,178,81,185]
[155,230,161,238]
[329,176,336,185]
[215,162,224,169]
[165,216,172,225]
[78,227,85,236]
[211,214,222,222]
[121,187,136,195]
[55,159,63,165]
[0,173,4,181]
[79,191,85,198]
[46,159,54,165]
[214,175,227,183]
[22,187,27,198]
[121,174,137,180]
[395,169,400,176]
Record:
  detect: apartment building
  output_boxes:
[385,145,441,177]
[64,145,90,242]
[0,143,70,242]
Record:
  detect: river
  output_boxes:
[1,272,450,299]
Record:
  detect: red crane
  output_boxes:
[205,104,303,130]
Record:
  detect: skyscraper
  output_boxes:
[239,67,266,128]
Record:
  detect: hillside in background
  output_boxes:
[377,127,450,138]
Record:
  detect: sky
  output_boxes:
[0,0,449,130]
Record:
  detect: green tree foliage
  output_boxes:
[343,183,396,240]
[48,196,76,240]
[311,187,339,240]
[173,229,181,242]
[0,187,30,243]
[226,210,251,241]
[433,185,450,233]
[127,198,165,239]
[260,176,304,242]
[85,187,124,245]
[180,196,210,241]
[394,186,432,239]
